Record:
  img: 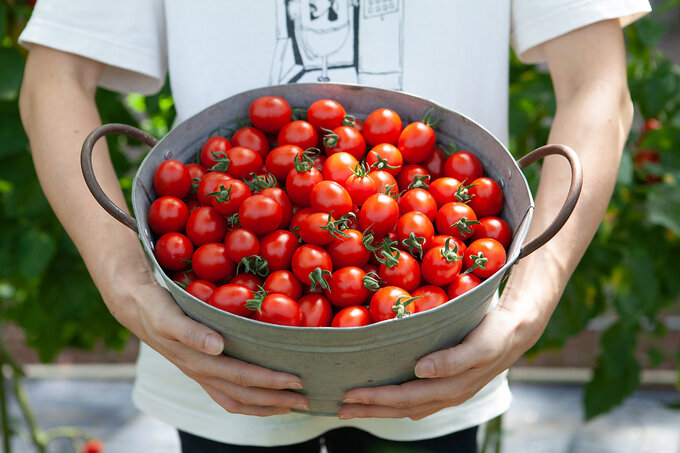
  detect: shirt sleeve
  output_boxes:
[18,0,167,95]
[511,0,652,64]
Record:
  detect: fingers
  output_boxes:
[202,376,308,411]
[200,383,295,417]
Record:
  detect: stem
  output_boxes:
[0,359,12,453]
[12,370,46,453]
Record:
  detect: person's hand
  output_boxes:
[119,272,310,416]
[337,305,534,420]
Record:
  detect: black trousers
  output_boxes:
[178,425,478,453]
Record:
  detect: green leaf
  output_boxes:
[0,101,29,157]
[18,227,56,279]
[633,18,667,48]
[647,183,680,235]
[0,3,7,39]
[0,48,24,101]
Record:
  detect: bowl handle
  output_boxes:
[81,123,159,233]
[516,144,583,259]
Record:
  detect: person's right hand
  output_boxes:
[121,271,310,416]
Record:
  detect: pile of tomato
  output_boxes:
[148,95,511,328]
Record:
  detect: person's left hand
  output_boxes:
[337,305,535,420]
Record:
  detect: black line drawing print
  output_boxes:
[270,0,403,90]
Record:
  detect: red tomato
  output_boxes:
[368,170,399,197]
[443,150,483,182]
[186,280,218,303]
[326,228,371,269]
[472,217,512,249]
[427,235,467,258]
[222,146,264,179]
[359,193,400,238]
[208,283,254,317]
[260,187,293,228]
[397,164,430,190]
[299,212,335,245]
[238,195,283,236]
[253,293,303,326]
[325,266,371,307]
[229,273,264,292]
[208,179,251,217]
[291,244,333,290]
[153,159,191,198]
[428,177,463,208]
[260,229,299,271]
[435,202,479,241]
[277,120,319,150]
[310,180,353,218]
[421,146,446,179]
[363,108,402,146]
[299,294,333,327]
[265,144,304,182]
[369,286,415,322]
[323,125,366,160]
[331,305,372,327]
[395,211,435,256]
[200,136,231,169]
[231,126,270,160]
[264,270,303,300]
[447,273,481,299]
[289,207,316,234]
[378,251,421,293]
[154,232,193,271]
[322,151,358,185]
[82,439,104,453]
[186,206,228,246]
[186,163,207,190]
[463,238,506,279]
[192,243,235,283]
[196,172,232,206]
[249,95,292,133]
[421,239,463,286]
[286,165,323,206]
[633,149,662,184]
[171,269,197,286]
[148,196,189,235]
[224,229,260,262]
[398,188,438,221]
[467,177,504,218]
[307,99,347,131]
[398,121,436,164]
[366,143,403,176]
[412,285,448,313]
[344,172,378,206]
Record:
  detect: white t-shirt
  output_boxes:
[20,0,650,446]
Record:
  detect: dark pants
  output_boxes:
[178,425,478,453]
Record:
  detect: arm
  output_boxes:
[339,18,633,419]
[19,45,309,415]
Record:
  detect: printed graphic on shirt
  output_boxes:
[270,0,403,90]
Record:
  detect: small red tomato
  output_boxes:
[231,126,270,160]
[153,159,191,198]
[344,165,378,206]
[223,146,264,180]
[200,136,231,169]
[359,193,399,239]
[323,125,366,160]
[369,286,415,322]
[378,251,422,293]
[363,108,402,146]
[249,95,292,133]
[260,187,293,228]
[253,293,303,326]
[447,273,482,299]
[264,270,303,300]
[307,99,347,131]
[366,143,403,176]
[412,285,449,313]
[420,239,463,286]
[326,228,371,269]
[427,177,463,208]
[286,165,323,206]
[291,244,333,291]
[421,146,447,179]
[467,177,504,218]
[299,294,333,327]
[368,170,399,197]
[192,243,235,283]
[397,164,430,190]
[463,238,506,279]
[325,266,371,307]
[398,121,436,164]
[299,212,335,245]
[196,172,232,206]
[395,211,435,255]
[277,120,319,150]
[265,144,304,182]
[186,206,228,246]
[238,195,283,236]
[443,150,483,182]
[224,228,260,262]
[148,196,189,235]
[322,151,358,185]
[230,273,264,292]
[435,202,479,241]
[331,305,372,327]
[154,232,193,271]
[310,180,353,218]
[427,235,467,258]
[259,229,299,271]
[208,283,254,318]
[472,217,512,249]
[398,188,438,221]
[208,179,251,217]
[82,439,104,453]
[186,280,218,303]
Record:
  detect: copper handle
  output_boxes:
[517,144,583,259]
[81,123,159,233]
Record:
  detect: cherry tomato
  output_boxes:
[435,202,479,240]
[472,217,512,249]
[310,180,353,218]
[265,144,304,182]
[398,121,436,164]
[148,196,189,235]
[325,266,371,307]
[421,146,447,179]
[208,179,251,217]
[208,283,254,318]
[427,235,467,258]
[467,177,504,218]
[443,150,483,182]
[359,193,399,238]
[366,143,403,176]
[186,163,207,191]
[289,207,315,234]
[291,244,333,290]
[398,188,438,221]
[238,195,283,236]
[299,294,333,327]
[428,177,463,208]
[82,439,104,453]
[260,229,299,271]
[230,273,264,292]
[323,125,366,160]
[369,286,414,322]
[277,120,319,150]
[331,305,372,327]
[463,238,506,279]
[192,243,235,283]
[298,212,334,245]
[395,211,435,255]
[224,228,260,262]
[254,293,302,326]
[153,159,191,198]
[322,151,358,185]
[154,232,193,271]
[307,99,347,131]
[249,95,292,134]
[264,270,303,300]
[326,228,371,269]
[186,280,218,303]
[260,187,293,228]
[344,169,378,206]
[397,164,430,191]
[222,146,264,180]
[421,240,463,286]
[412,285,448,313]
[196,172,232,206]
[368,170,399,197]
[171,269,197,287]
[200,136,231,169]
[231,126,270,160]
[447,273,481,299]
[363,108,402,146]
[186,206,228,246]
[378,251,421,293]
[286,165,323,206]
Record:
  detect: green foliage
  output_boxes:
[517,4,680,419]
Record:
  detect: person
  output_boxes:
[18,1,651,451]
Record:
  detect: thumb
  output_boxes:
[158,309,225,356]
[414,342,477,378]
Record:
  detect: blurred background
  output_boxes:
[0,0,679,452]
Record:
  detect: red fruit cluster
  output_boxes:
[149,96,511,328]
